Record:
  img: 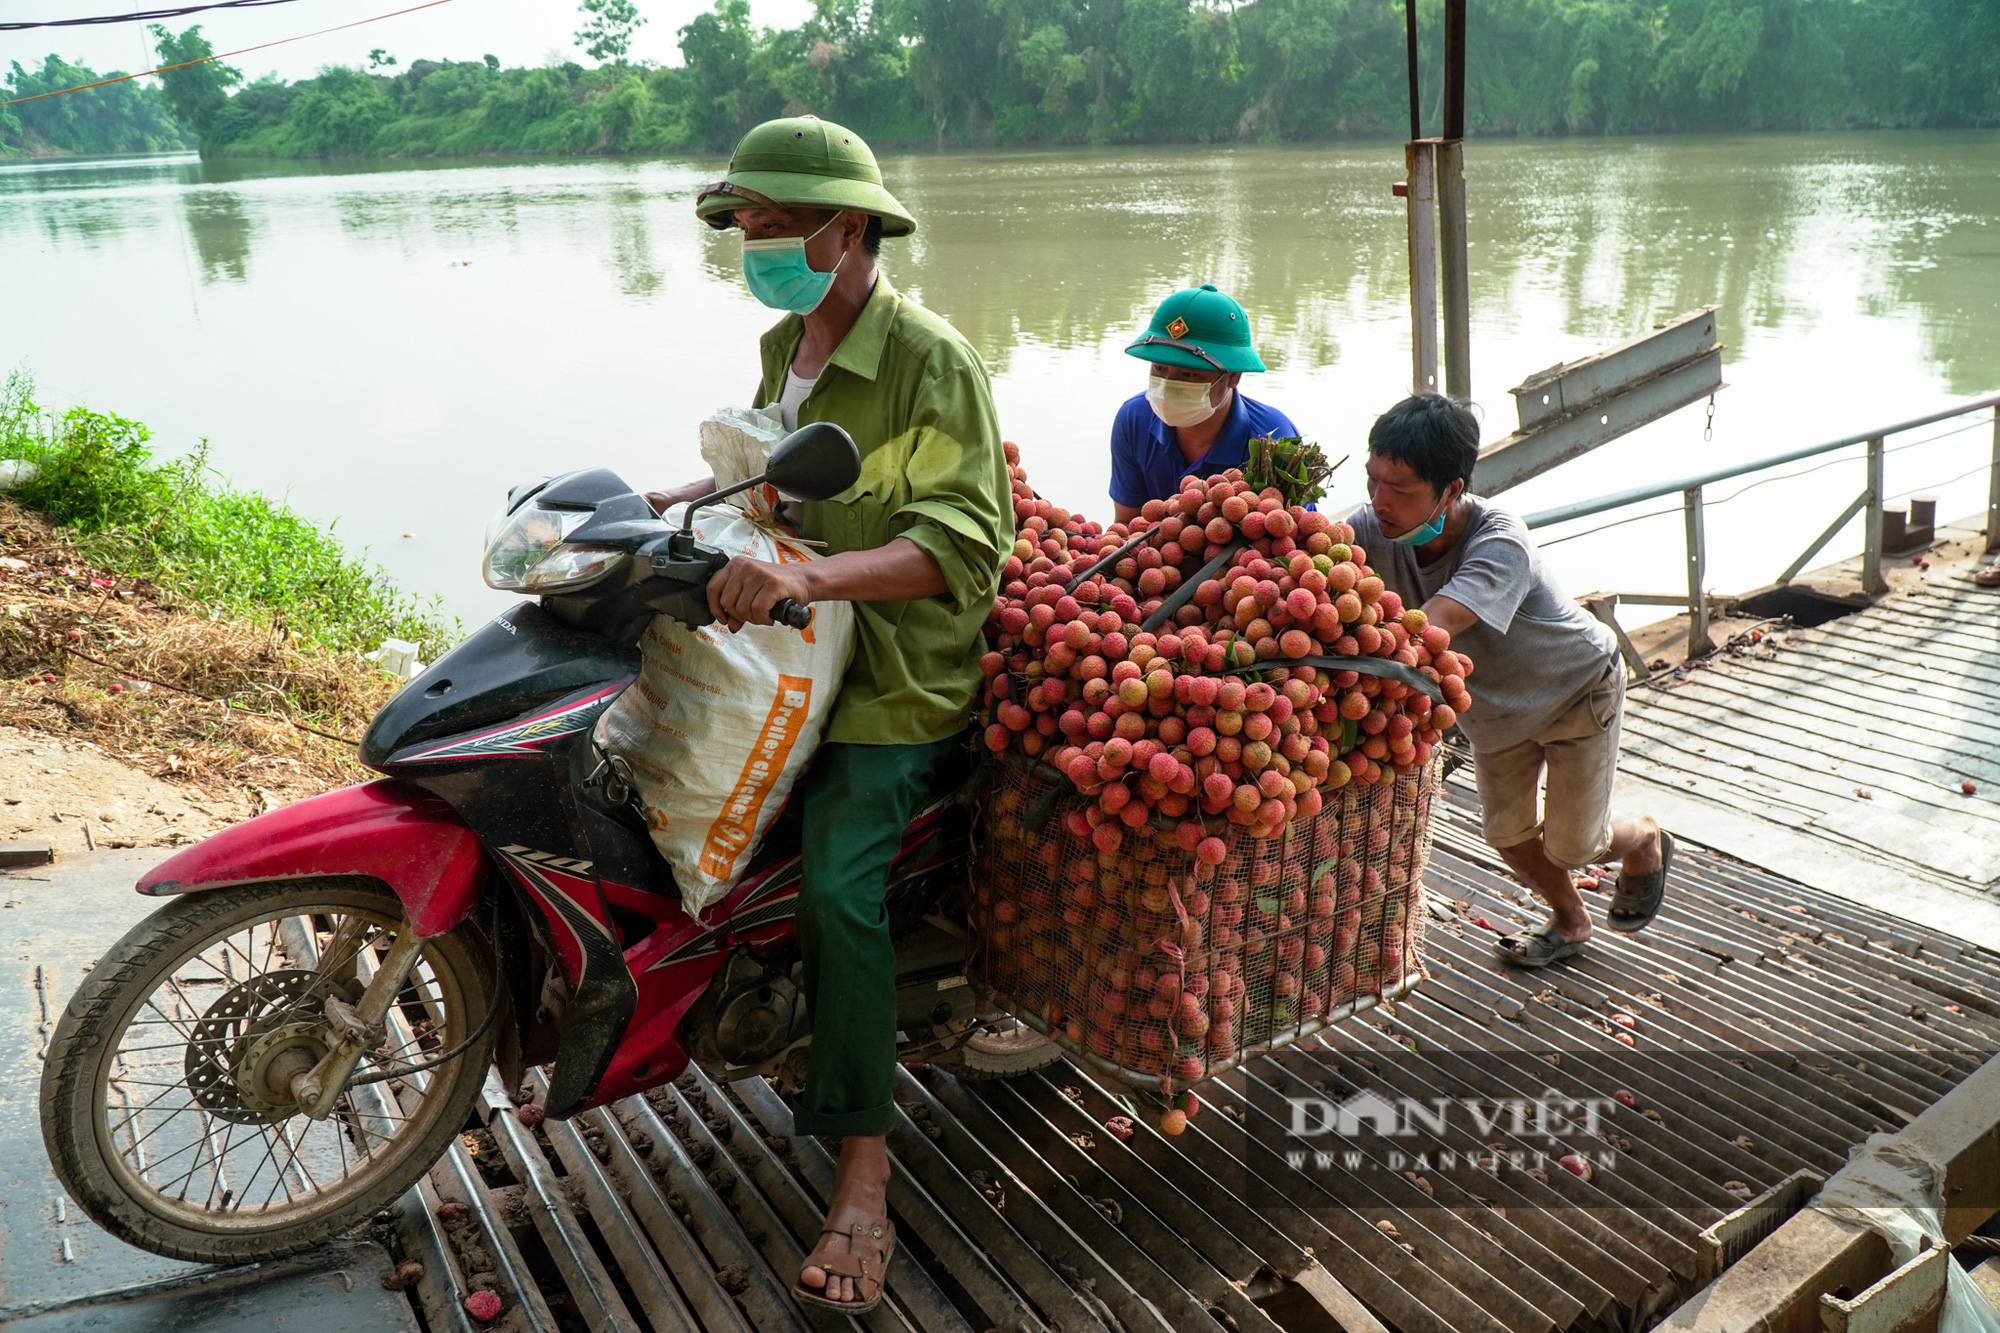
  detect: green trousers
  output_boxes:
[792,735,960,1137]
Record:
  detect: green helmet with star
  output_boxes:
[1126,284,1267,374]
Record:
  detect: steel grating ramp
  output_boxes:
[1612,570,2000,952]
[394,789,2000,1333]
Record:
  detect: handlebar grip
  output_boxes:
[771,598,813,630]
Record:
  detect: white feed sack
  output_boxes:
[595,409,855,918]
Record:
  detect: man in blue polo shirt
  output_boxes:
[1109,284,1299,522]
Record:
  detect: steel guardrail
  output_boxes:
[1522,392,2000,530]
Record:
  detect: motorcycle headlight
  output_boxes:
[521,544,626,591]
[483,502,592,590]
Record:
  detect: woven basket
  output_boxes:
[969,751,1438,1093]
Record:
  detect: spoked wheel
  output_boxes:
[41,877,496,1263]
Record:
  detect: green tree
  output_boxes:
[1239,0,1348,138]
[1120,0,1193,123]
[1017,24,1090,120]
[577,0,648,63]
[115,0,2000,160]
[1554,0,1657,133]
[593,71,652,148]
[3,55,188,156]
[276,66,396,154]
[680,0,778,148]
[148,25,242,146]
[1654,0,1767,110]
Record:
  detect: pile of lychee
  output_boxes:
[969,446,1468,1124]
[980,445,1473,843]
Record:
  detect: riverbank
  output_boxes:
[101,0,2000,168]
[1,379,459,841]
[0,500,397,836]
[0,376,453,655]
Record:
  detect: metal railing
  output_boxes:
[1521,393,2000,663]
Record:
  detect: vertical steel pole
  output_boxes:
[1407,141,1439,395]
[1986,405,2000,556]
[1430,0,1468,400]
[1684,486,1710,659]
[1441,0,1466,141]
[1438,141,1470,401]
[1863,435,1887,596]
[1403,0,1422,141]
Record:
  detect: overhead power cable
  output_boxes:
[2,0,309,33]
[0,0,454,107]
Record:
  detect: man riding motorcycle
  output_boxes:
[646,115,1010,1315]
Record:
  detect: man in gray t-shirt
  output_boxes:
[1348,395,1672,968]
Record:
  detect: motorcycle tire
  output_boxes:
[40,877,497,1264]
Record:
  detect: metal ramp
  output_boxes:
[1615,561,2000,952]
[370,794,2000,1333]
[7,802,1997,1332]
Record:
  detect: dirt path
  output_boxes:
[0,725,252,853]
[2,502,393,856]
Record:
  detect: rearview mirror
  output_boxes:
[764,422,861,503]
[669,422,863,546]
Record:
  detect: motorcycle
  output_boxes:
[39,422,1054,1264]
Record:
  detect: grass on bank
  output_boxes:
[0,373,458,799]
[1,372,453,657]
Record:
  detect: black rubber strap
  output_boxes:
[1128,334,1230,373]
[1139,535,1248,633]
[1025,779,1065,834]
[1063,528,1152,596]
[1212,653,1446,704]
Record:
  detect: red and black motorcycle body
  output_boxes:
[139,466,978,1121]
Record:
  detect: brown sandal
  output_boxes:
[793,1202,896,1314]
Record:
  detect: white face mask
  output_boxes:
[1147,372,1229,429]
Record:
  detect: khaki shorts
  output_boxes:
[1472,666,1623,870]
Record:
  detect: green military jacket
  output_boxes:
[754,274,1011,746]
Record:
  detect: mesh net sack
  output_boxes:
[970,750,1437,1092]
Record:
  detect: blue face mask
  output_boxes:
[740,215,843,314]
[1390,491,1454,546]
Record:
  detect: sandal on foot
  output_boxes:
[1493,924,1583,969]
[1974,565,2000,587]
[794,1202,895,1314]
[1608,830,1673,933]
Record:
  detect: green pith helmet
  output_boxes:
[1125,284,1267,374]
[695,115,916,238]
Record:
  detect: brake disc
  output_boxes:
[184,970,324,1124]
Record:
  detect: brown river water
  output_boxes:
[3,132,1997,630]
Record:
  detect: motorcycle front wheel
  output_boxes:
[41,877,496,1264]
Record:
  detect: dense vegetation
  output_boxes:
[0,373,452,657]
[1,56,188,157]
[7,0,2000,160]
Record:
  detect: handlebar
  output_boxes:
[770,598,813,631]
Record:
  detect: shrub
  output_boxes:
[0,372,455,659]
